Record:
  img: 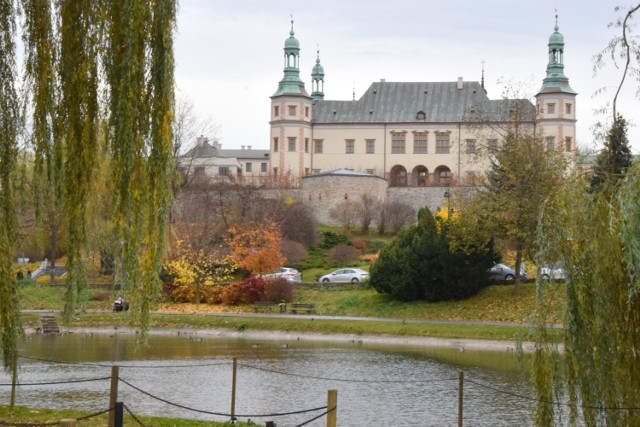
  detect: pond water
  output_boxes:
[2,332,538,426]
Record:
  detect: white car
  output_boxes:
[271,267,302,282]
[319,268,369,283]
[540,264,565,281]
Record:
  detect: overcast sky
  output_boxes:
[174,0,640,153]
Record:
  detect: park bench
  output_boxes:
[253,301,276,312]
[290,303,316,314]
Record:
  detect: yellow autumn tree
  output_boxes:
[227,221,286,275]
[164,226,236,305]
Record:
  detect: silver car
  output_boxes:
[488,263,527,282]
[319,268,369,283]
[272,267,302,282]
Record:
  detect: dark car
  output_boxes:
[488,263,527,282]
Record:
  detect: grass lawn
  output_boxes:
[0,405,251,427]
[19,281,565,343]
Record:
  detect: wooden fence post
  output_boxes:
[231,357,237,423]
[10,352,17,409]
[108,365,119,427]
[326,389,337,427]
[458,370,464,427]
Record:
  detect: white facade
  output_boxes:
[269,22,576,188]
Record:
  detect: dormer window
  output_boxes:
[416,111,426,121]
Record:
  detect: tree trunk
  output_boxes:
[514,242,524,295]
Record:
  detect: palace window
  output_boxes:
[274,106,279,116]
[435,133,450,154]
[391,132,406,154]
[565,137,572,152]
[546,136,556,149]
[288,105,297,116]
[466,139,476,154]
[261,162,267,173]
[245,162,252,173]
[547,103,556,114]
[488,139,498,153]
[566,103,572,114]
[288,137,296,152]
[413,132,428,154]
[305,106,310,117]
[305,138,309,153]
[345,139,355,154]
[273,137,278,152]
[219,166,229,176]
[366,139,375,154]
[314,139,323,153]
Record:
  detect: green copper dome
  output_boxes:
[537,16,576,95]
[284,26,299,51]
[548,24,564,46]
[273,20,309,97]
[312,54,324,78]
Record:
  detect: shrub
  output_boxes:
[351,238,366,251]
[220,276,267,304]
[280,239,307,264]
[370,210,495,302]
[327,244,360,265]
[318,231,350,249]
[263,278,295,302]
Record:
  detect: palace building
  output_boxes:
[269,18,576,188]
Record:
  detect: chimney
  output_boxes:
[457,77,463,90]
[196,135,207,146]
[212,139,221,149]
[247,145,252,150]
[241,145,245,150]
[380,78,386,83]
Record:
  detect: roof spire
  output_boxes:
[537,12,576,95]
[311,46,325,101]
[273,18,308,97]
[481,59,485,89]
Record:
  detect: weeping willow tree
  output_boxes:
[532,5,640,424]
[1,0,177,368]
[0,0,22,369]
[105,0,176,339]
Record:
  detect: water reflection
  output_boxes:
[2,333,537,426]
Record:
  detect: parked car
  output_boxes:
[488,263,527,282]
[540,264,565,281]
[265,267,302,282]
[319,268,369,283]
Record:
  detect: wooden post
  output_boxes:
[326,389,337,427]
[59,420,76,426]
[10,352,17,409]
[230,357,237,423]
[458,371,464,427]
[108,365,119,427]
[115,401,124,427]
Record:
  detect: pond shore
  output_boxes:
[25,325,537,353]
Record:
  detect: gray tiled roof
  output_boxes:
[312,81,536,124]
[304,169,386,179]
[219,149,270,160]
[181,141,228,159]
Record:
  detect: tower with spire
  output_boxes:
[535,14,577,153]
[270,19,313,179]
[311,50,325,101]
